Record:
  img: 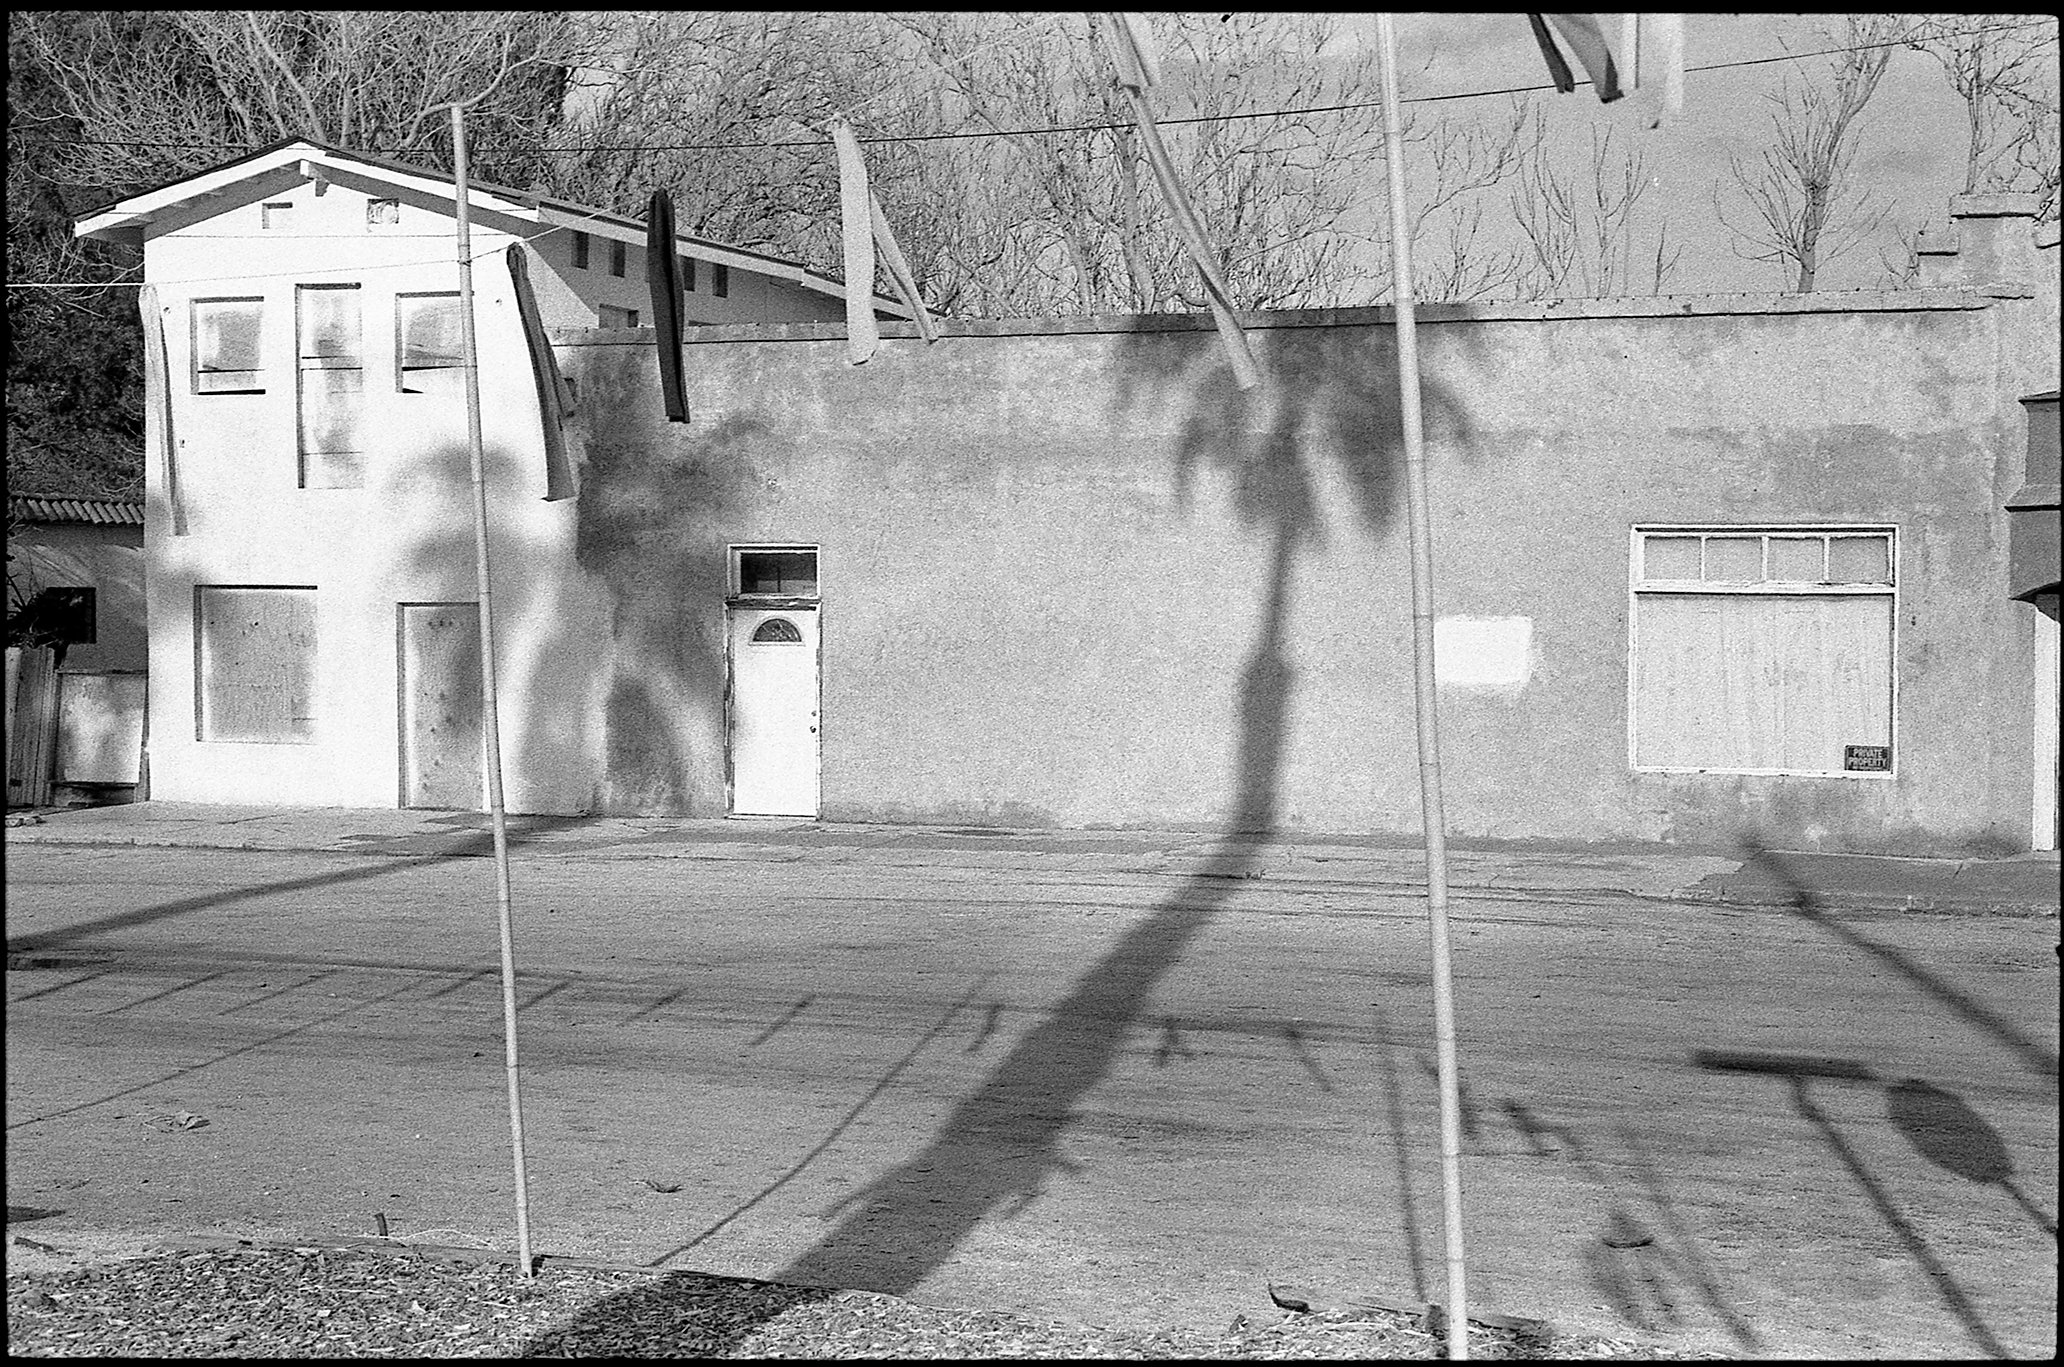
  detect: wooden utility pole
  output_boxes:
[448,101,535,1278]
[1374,12,1470,1359]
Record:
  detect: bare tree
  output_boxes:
[1509,118,1682,297]
[878,12,1540,316]
[1908,13,2060,222]
[16,10,582,192]
[1718,14,1911,292]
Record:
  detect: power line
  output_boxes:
[10,17,2052,157]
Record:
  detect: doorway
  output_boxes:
[398,602,483,809]
[727,605,819,815]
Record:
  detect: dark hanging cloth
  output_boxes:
[505,244,577,501]
[1527,13,1624,103]
[645,188,690,423]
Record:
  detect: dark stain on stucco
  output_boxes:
[573,347,785,813]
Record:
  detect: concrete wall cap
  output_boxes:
[545,288,1997,347]
[1950,191,2042,218]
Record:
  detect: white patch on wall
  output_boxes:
[1434,616,1534,693]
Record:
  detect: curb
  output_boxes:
[9,820,2057,919]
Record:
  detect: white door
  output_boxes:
[728,607,819,816]
[2035,604,2059,852]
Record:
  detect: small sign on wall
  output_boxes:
[1843,744,1892,772]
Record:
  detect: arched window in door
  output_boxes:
[751,617,803,644]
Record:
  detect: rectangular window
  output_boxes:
[196,586,317,743]
[262,202,294,230]
[572,230,590,270]
[609,239,627,278]
[296,285,364,488]
[396,292,464,395]
[1630,527,1896,775]
[682,255,696,292]
[711,262,729,298]
[192,298,264,393]
[732,546,819,598]
[15,587,95,646]
[367,198,400,227]
[598,304,640,329]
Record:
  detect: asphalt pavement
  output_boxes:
[5,802,2059,1357]
[5,800,2058,918]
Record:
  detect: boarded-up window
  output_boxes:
[712,263,729,298]
[1631,528,1895,775]
[572,230,590,269]
[598,304,640,329]
[196,587,317,743]
[297,285,364,488]
[609,239,627,277]
[397,293,464,395]
[193,298,264,393]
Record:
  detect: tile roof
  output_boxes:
[9,494,145,526]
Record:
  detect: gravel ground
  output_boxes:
[5,1244,1727,1359]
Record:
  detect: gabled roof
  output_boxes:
[73,137,911,317]
[9,494,145,526]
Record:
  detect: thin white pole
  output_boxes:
[449,101,535,1278]
[1374,13,1469,1359]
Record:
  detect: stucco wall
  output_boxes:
[8,522,146,672]
[558,290,2050,855]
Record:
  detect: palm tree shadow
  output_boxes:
[515,318,1479,1352]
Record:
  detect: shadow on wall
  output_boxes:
[1111,317,1481,829]
[570,346,780,815]
[517,320,1488,1352]
[389,442,599,816]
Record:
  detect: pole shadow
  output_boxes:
[1691,1048,2013,1357]
[1738,841,2058,1082]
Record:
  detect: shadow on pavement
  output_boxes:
[1741,842,2058,1081]
[6,814,601,957]
[5,852,464,955]
[1492,1094,1765,1352]
[1691,1051,2013,1355]
[1886,1077,2057,1240]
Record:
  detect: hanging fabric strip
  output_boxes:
[136,285,187,536]
[1646,14,1685,127]
[505,243,578,501]
[1528,13,1624,101]
[869,193,938,345]
[645,188,691,422]
[1526,13,1576,92]
[828,118,880,365]
[1102,14,1259,390]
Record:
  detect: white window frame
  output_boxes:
[1627,524,1899,778]
[295,283,366,488]
[728,543,820,601]
[191,296,265,394]
[395,291,464,393]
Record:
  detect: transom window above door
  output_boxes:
[731,546,818,599]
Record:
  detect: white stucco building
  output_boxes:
[73,138,904,812]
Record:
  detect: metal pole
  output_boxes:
[1374,13,1469,1358]
[449,101,535,1278]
